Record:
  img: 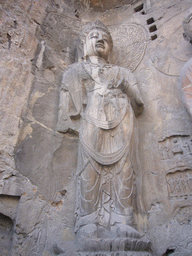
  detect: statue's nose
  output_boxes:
[97,38,104,44]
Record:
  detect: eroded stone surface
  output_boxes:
[0,214,13,256]
[0,0,192,256]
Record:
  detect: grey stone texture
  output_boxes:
[0,0,192,255]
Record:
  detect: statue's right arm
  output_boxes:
[56,63,82,133]
[118,67,144,116]
[57,87,70,133]
[56,71,71,133]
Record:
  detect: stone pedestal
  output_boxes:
[77,252,152,256]
[77,237,152,256]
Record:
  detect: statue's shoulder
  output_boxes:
[111,64,132,74]
[63,62,82,75]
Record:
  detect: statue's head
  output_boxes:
[183,7,192,43]
[77,20,113,61]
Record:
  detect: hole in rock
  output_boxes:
[151,34,157,40]
[149,25,157,32]
[60,189,67,196]
[0,213,13,255]
[162,248,175,256]
[7,33,11,49]
[14,20,17,29]
[147,17,155,25]
[134,3,143,12]
[75,9,79,18]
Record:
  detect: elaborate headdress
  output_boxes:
[77,20,113,61]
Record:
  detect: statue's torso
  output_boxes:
[80,63,134,157]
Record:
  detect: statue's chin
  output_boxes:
[95,48,107,58]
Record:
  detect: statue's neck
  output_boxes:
[87,56,107,64]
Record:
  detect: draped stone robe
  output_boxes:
[57,61,143,232]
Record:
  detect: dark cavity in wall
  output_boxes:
[134,3,143,12]
[0,213,14,255]
[149,25,157,32]
[162,248,175,256]
[7,33,11,49]
[151,34,157,40]
[147,17,155,25]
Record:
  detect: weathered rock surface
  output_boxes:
[0,0,192,255]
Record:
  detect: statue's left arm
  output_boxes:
[57,63,82,133]
[117,67,144,116]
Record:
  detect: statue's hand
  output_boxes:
[108,78,126,90]
[108,79,144,108]
[135,94,144,106]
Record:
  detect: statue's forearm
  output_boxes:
[131,83,144,107]
[121,81,144,107]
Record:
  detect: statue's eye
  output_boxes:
[90,35,98,39]
[89,33,98,39]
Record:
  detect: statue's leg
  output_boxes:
[112,156,141,238]
[76,160,101,238]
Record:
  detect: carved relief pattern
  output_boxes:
[159,136,192,201]
[110,24,147,72]
[158,136,192,160]
[166,169,192,200]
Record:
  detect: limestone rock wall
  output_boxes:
[0,0,192,255]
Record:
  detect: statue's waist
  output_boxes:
[80,135,129,165]
[89,88,127,98]
[82,107,127,130]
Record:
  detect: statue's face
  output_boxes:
[85,29,111,60]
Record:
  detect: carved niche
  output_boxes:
[159,135,192,202]
[159,135,192,162]
[166,167,192,201]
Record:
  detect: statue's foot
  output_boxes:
[76,224,99,251]
[116,224,141,239]
[77,223,97,239]
[97,225,117,238]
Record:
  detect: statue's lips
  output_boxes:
[96,43,105,49]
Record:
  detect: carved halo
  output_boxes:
[109,24,147,72]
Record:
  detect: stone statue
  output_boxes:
[181,8,192,118]
[57,21,150,255]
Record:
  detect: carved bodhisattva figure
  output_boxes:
[181,8,192,117]
[57,21,150,254]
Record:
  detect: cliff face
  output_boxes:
[0,1,192,255]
